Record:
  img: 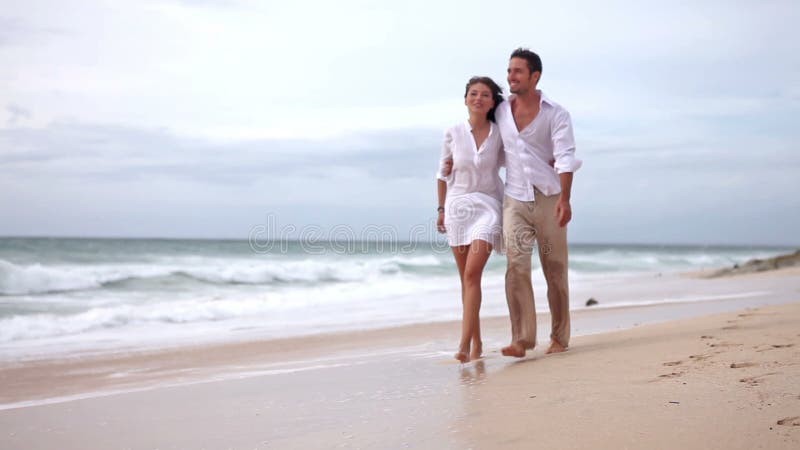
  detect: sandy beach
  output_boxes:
[1,268,799,449]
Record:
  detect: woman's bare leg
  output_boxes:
[451,245,470,362]
[462,239,493,361]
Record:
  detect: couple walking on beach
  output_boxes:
[436,48,582,363]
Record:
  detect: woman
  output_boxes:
[436,76,505,363]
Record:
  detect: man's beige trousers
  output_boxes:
[503,191,571,349]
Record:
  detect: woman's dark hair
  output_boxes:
[510,47,542,75]
[464,76,504,122]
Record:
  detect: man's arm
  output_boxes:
[551,109,581,175]
[552,107,580,228]
[555,172,573,227]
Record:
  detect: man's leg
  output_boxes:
[532,190,571,353]
[502,195,537,357]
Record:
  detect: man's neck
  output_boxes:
[514,88,540,108]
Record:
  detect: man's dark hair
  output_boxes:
[510,48,542,75]
[464,76,505,123]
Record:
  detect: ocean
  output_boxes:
[0,237,793,361]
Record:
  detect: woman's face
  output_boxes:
[464,82,495,117]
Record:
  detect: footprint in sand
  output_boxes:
[739,372,778,386]
[740,376,759,386]
[777,416,800,426]
[756,343,794,352]
[663,361,682,367]
[708,342,744,348]
[730,362,756,369]
[658,372,683,379]
[700,335,714,339]
[710,342,742,348]
[689,354,712,362]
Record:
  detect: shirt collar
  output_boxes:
[538,90,554,107]
[465,120,496,135]
[505,90,554,107]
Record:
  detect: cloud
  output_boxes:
[0,120,441,185]
[1,1,799,244]
[2,117,799,245]
[0,15,70,47]
[0,119,445,238]
[5,104,32,126]
[174,0,245,8]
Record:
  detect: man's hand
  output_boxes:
[442,158,453,177]
[555,196,572,227]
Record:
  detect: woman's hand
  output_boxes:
[436,212,446,233]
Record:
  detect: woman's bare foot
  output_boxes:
[455,342,470,363]
[470,341,483,361]
[546,340,567,354]
[501,342,526,358]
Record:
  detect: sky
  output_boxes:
[1,0,799,246]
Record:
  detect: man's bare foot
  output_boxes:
[470,341,483,361]
[546,341,568,354]
[501,342,526,358]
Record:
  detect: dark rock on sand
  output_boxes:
[586,298,599,307]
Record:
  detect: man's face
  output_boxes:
[507,57,539,94]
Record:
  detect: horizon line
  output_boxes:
[0,234,797,249]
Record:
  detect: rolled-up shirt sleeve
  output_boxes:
[552,108,582,174]
[436,128,454,181]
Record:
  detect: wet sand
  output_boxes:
[1,268,799,449]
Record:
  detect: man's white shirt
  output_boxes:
[495,90,582,201]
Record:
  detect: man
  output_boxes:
[495,48,582,357]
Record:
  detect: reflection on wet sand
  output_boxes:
[460,359,487,386]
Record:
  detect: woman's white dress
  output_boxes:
[437,121,504,250]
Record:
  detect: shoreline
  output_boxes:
[3,265,799,364]
[1,261,798,449]
[1,266,799,411]
[1,302,798,448]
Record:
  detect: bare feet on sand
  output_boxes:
[455,343,470,363]
[501,342,526,358]
[470,341,483,361]
[546,340,568,354]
